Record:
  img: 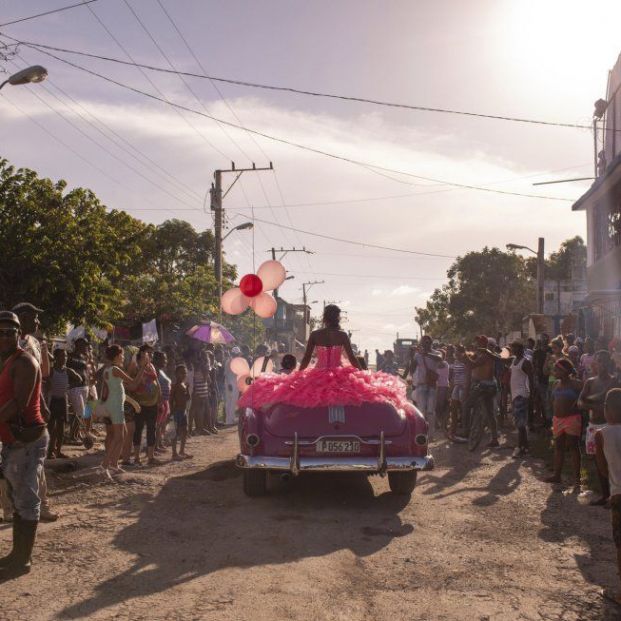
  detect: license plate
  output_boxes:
[316,439,360,453]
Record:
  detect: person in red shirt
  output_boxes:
[0,311,48,580]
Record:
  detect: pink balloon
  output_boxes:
[230,356,250,376]
[250,292,277,318]
[221,287,249,315]
[237,374,252,393]
[257,260,286,291]
[252,356,274,377]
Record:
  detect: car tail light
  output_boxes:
[415,434,427,446]
[246,433,260,448]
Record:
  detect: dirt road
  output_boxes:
[0,429,618,621]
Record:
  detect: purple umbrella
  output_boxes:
[186,321,235,344]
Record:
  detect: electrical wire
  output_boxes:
[239,216,457,258]
[10,40,576,203]
[9,36,605,133]
[0,1,99,27]
[79,2,229,160]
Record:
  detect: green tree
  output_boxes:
[0,158,147,332]
[415,247,534,341]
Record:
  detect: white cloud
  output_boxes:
[390,285,420,296]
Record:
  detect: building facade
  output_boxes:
[572,51,621,343]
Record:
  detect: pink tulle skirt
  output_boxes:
[238,367,412,411]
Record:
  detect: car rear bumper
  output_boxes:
[236,453,434,473]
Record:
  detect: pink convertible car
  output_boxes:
[236,400,434,496]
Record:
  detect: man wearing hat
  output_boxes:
[0,311,48,580]
[12,303,57,522]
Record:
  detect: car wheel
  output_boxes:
[388,471,417,495]
[243,469,267,497]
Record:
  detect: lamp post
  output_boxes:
[218,222,253,318]
[0,65,48,91]
[506,237,545,314]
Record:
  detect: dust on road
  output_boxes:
[0,429,618,621]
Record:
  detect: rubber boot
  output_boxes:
[0,513,19,568]
[0,517,37,581]
[0,477,14,522]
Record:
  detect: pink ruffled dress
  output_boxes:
[238,345,412,411]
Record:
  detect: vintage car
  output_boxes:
[236,400,433,497]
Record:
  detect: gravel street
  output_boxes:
[0,428,618,621]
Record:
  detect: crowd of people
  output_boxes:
[1,298,620,603]
[0,300,286,581]
[374,330,621,605]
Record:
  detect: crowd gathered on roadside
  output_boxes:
[374,331,621,605]
[1,299,621,603]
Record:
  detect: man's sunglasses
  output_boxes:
[0,328,18,338]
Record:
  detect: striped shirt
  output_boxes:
[192,368,210,398]
[49,368,69,399]
[451,362,466,387]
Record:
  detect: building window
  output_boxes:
[594,192,621,261]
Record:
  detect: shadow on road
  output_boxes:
[539,489,619,620]
[59,460,412,619]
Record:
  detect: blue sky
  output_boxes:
[1,0,620,350]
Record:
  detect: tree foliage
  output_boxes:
[415,247,534,341]
[0,158,147,332]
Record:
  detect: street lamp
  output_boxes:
[0,65,48,91]
[222,221,253,242]
[506,238,545,314]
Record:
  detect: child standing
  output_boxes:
[595,388,621,605]
[153,351,172,453]
[46,348,82,459]
[170,365,192,461]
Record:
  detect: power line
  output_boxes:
[243,216,457,258]
[293,270,445,280]
[79,2,229,160]
[8,36,602,133]
[11,40,576,203]
[0,1,99,27]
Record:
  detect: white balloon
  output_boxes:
[250,292,277,318]
[256,260,286,291]
[221,287,249,315]
[252,356,274,377]
[230,356,250,376]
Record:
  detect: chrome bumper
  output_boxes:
[236,453,434,473]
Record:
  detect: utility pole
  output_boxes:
[211,162,273,318]
[536,237,545,315]
[269,247,314,297]
[302,280,324,333]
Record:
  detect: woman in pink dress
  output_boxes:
[239,305,412,412]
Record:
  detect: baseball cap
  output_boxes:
[12,302,44,314]
[0,311,21,329]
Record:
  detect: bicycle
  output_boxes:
[466,381,498,452]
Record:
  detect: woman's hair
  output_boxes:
[106,344,123,361]
[323,304,341,329]
[281,354,297,370]
[550,336,564,351]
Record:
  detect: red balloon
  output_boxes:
[239,273,263,298]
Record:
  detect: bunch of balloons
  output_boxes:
[221,260,286,318]
[230,355,274,394]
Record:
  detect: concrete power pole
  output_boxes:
[536,237,545,315]
[269,247,314,298]
[302,280,324,330]
[211,162,273,318]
